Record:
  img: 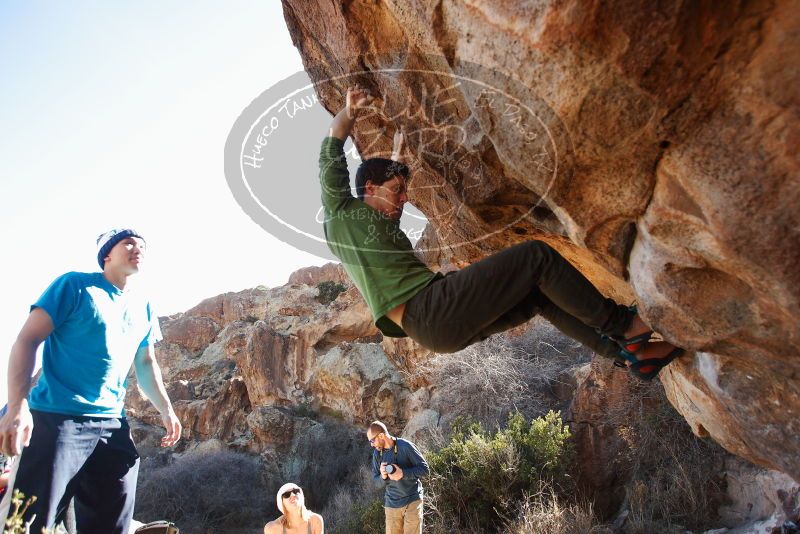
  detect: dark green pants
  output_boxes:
[402,240,630,356]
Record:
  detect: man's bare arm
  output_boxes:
[392,128,412,164]
[0,308,52,456]
[134,345,182,447]
[328,85,374,141]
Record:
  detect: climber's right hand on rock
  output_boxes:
[346,85,374,118]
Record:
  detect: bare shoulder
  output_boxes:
[310,513,325,531]
[263,519,282,534]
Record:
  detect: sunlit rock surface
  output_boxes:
[127,262,797,527]
[280,0,799,479]
[127,264,419,451]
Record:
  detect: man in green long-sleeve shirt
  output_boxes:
[320,86,684,381]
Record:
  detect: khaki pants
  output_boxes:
[385,498,423,534]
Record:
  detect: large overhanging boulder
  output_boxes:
[280,0,799,479]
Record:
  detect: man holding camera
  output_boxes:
[367,420,429,534]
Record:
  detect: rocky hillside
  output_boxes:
[128,265,405,449]
[126,264,798,531]
[279,0,799,481]
[127,263,572,454]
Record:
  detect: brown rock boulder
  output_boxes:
[309,342,411,428]
[174,377,251,442]
[568,360,639,517]
[246,406,304,450]
[160,315,221,355]
[288,262,351,286]
[234,321,313,406]
[381,337,434,385]
[127,273,410,453]
[184,287,271,327]
[280,0,800,479]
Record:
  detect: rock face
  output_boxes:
[568,360,635,516]
[126,261,800,527]
[717,457,800,532]
[280,0,799,479]
[127,264,419,453]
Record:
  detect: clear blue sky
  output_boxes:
[0,1,328,404]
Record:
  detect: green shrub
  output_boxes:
[426,411,574,533]
[316,281,347,305]
[329,498,384,534]
[321,465,385,533]
[4,490,44,534]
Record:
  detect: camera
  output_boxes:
[385,464,396,474]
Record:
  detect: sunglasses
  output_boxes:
[368,433,384,445]
[281,488,302,499]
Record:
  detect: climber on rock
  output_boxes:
[319,85,684,380]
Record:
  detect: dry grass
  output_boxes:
[321,465,384,534]
[604,382,728,532]
[414,318,592,431]
[321,466,381,525]
[422,486,609,534]
[288,417,368,510]
[505,489,610,534]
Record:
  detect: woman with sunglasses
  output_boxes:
[264,482,324,534]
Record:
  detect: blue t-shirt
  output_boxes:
[28,272,162,417]
[371,438,429,508]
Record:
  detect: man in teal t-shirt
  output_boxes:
[0,228,181,533]
[321,86,685,381]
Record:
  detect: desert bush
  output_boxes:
[135,449,268,533]
[509,316,594,362]
[416,319,592,430]
[321,465,384,534]
[425,411,574,533]
[504,488,610,534]
[315,281,347,305]
[607,382,728,533]
[3,489,51,534]
[280,417,371,511]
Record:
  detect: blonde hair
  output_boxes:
[279,510,311,529]
[276,482,312,528]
